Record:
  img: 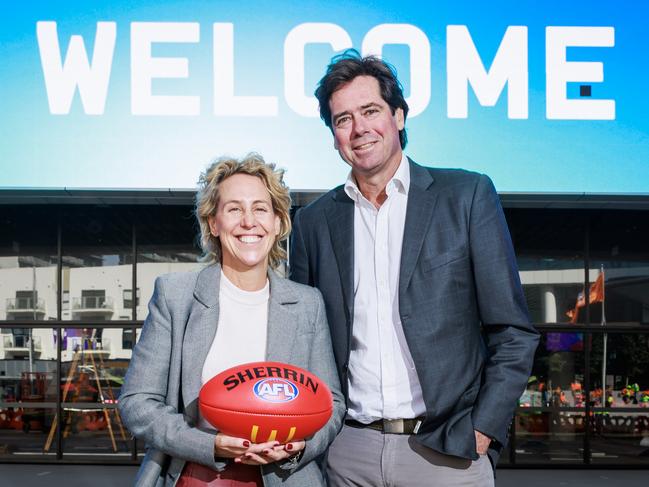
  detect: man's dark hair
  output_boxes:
[315,49,409,149]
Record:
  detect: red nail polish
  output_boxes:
[285,443,293,451]
[243,441,250,447]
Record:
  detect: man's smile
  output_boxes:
[353,141,377,152]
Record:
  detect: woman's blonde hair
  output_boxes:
[195,153,292,268]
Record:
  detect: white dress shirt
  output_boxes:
[198,270,269,430]
[344,155,426,423]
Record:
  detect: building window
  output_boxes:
[123,288,140,309]
[122,328,135,350]
[14,290,38,310]
[80,290,107,309]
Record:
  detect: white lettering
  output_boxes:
[213,23,278,116]
[546,26,615,120]
[37,21,116,115]
[362,24,431,118]
[37,21,616,123]
[447,25,528,119]
[259,383,295,398]
[284,23,352,117]
[130,22,200,116]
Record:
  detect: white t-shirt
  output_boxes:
[198,270,269,430]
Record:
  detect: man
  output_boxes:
[289,50,539,486]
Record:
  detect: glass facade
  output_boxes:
[1,199,648,466]
[0,204,201,461]
[509,208,649,466]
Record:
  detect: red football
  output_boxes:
[199,361,333,443]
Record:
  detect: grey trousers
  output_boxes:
[327,424,494,487]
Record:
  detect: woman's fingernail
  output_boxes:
[234,458,241,463]
[243,441,250,447]
[285,443,293,451]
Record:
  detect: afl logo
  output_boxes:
[253,378,299,403]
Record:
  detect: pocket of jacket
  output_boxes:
[421,248,468,274]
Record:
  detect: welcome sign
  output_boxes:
[1,1,647,193]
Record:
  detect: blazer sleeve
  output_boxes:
[289,208,312,286]
[284,288,345,469]
[119,277,223,469]
[468,175,540,447]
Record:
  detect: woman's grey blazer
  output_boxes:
[119,264,345,487]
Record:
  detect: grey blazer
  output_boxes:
[290,159,540,466]
[119,264,345,487]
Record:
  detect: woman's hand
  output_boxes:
[214,434,305,466]
[238,440,305,465]
[214,433,257,459]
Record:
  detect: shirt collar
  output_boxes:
[344,154,410,203]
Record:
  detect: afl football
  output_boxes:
[199,361,333,443]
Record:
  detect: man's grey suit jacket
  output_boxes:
[119,264,345,487]
[290,159,539,465]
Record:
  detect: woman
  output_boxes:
[119,154,345,487]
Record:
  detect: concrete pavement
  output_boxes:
[0,464,647,486]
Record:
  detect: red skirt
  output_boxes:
[176,461,263,487]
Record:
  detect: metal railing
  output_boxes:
[5,297,45,311]
[71,296,114,310]
[2,333,42,349]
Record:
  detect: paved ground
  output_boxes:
[497,469,646,486]
[0,465,647,486]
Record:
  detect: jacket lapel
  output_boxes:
[182,265,302,417]
[399,159,439,294]
[265,270,299,363]
[182,264,221,416]
[324,187,354,322]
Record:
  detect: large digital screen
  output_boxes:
[1,1,647,193]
